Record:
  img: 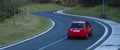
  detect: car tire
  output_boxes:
[85,34,88,39]
[67,36,71,39]
[89,33,92,36]
[90,29,93,36]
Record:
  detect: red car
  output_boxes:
[67,21,92,39]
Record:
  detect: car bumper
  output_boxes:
[68,32,86,38]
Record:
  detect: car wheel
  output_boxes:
[89,33,92,36]
[67,36,71,39]
[89,29,93,36]
[85,34,88,39]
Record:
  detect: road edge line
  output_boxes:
[86,21,108,50]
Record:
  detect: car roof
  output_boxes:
[72,21,87,23]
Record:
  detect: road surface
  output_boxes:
[2,10,112,50]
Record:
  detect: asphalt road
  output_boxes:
[2,10,112,50]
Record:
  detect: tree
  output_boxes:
[55,0,79,7]
[107,0,120,7]
[30,0,52,3]
[78,0,102,7]
[0,0,28,22]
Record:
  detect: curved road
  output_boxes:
[2,10,112,50]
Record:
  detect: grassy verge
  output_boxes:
[65,5,120,22]
[21,4,65,12]
[0,14,50,46]
[0,4,64,46]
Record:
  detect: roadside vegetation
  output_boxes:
[65,5,120,22]
[0,4,64,46]
[0,0,119,47]
[21,4,64,12]
[0,14,50,46]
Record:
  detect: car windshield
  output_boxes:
[70,23,85,28]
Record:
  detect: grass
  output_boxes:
[0,14,50,46]
[65,5,120,22]
[0,4,64,46]
[21,4,65,12]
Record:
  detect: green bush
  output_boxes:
[0,0,27,22]
[0,17,4,22]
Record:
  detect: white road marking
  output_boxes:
[0,19,55,50]
[86,21,108,50]
[38,37,66,50]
